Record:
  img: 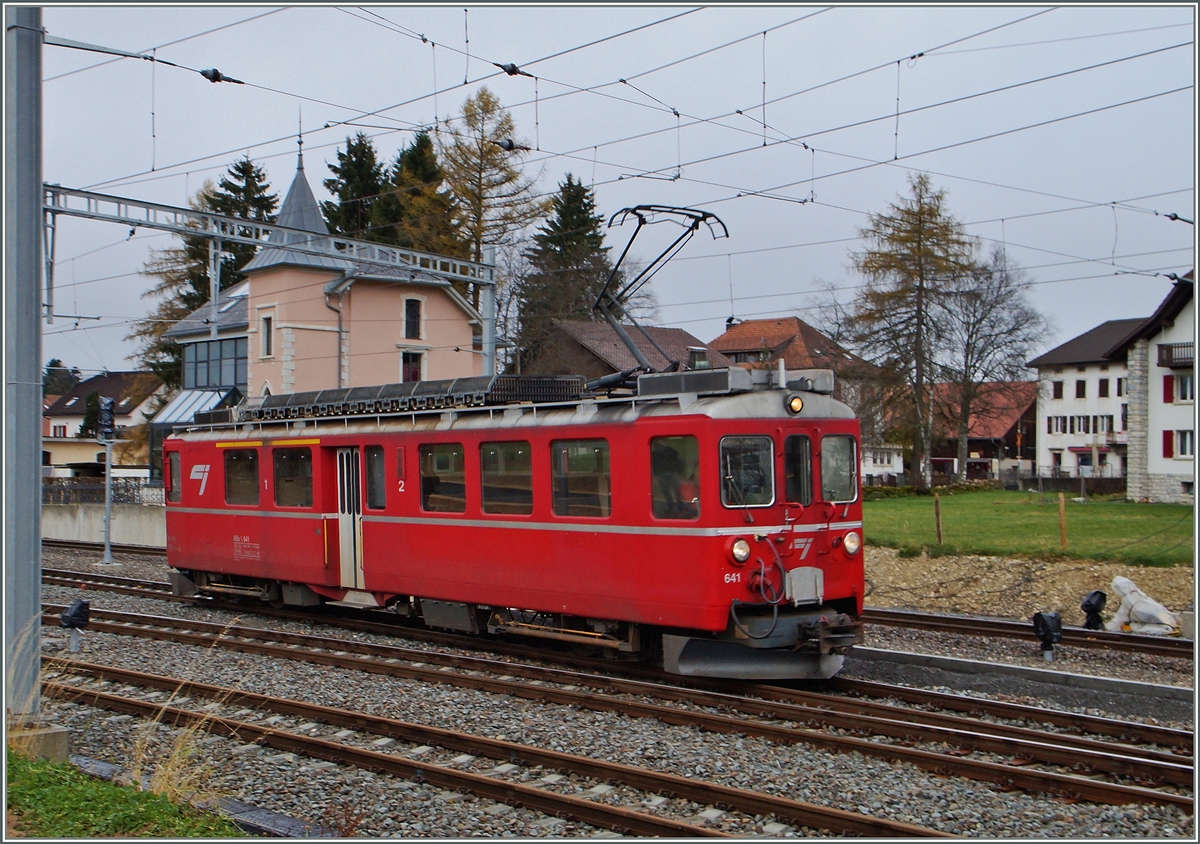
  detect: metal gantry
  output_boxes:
[41,185,499,370]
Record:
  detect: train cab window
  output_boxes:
[784,435,813,506]
[273,447,313,508]
[551,439,610,518]
[650,436,700,520]
[365,446,386,510]
[481,441,533,515]
[419,443,466,512]
[167,451,181,503]
[224,448,259,505]
[820,435,858,503]
[720,436,774,507]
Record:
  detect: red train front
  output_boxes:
[164,368,864,680]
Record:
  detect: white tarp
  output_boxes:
[1105,576,1181,635]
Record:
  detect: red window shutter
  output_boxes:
[1164,375,1174,404]
[1163,429,1174,458]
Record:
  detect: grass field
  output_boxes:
[5,747,243,838]
[862,490,1195,566]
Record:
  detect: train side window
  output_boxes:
[365,445,386,510]
[720,436,774,507]
[224,448,259,505]
[650,435,699,519]
[481,441,533,515]
[820,435,858,503]
[551,439,610,518]
[419,443,466,512]
[167,451,181,503]
[784,435,813,506]
[273,447,313,508]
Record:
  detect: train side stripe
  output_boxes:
[168,507,862,537]
[216,441,263,448]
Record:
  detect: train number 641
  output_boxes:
[723,572,742,584]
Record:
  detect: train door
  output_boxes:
[336,447,364,590]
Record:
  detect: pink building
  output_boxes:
[239,152,486,396]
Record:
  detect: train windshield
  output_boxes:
[784,435,812,505]
[720,436,774,507]
[821,435,858,503]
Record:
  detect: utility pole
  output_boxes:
[5,5,44,719]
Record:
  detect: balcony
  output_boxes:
[1157,342,1193,369]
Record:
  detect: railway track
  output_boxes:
[42,539,1193,660]
[862,607,1194,660]
[42,604,1194,812]
[44,658,944,838]
[41,567,1194,752]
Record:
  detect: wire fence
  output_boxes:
[42,478,164,506]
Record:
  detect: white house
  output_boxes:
[42,371,165,478]
[1028,320,1142,479]
[1108,272,1194,503]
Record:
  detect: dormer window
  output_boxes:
[65,397,78,407]
[687,348,710,370]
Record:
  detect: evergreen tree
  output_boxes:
[43,358,81,395]
[372,132,466,255]
[847,173,977,490]
[515,175,616,368]
[77,391,100,439]
[438,87,550,309]
[127,157,277,391]
[322,132,386,240]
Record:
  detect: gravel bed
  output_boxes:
[38,561,1194,837]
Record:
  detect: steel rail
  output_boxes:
[44,658,945,838]
[41,686,723,838]
[43,607,1194,810]
[53,606,1191,775]
[863,607,1194,660]
[40,570,1193,751]
[43,542,1193,659]
[830,677,1195,750]
[43,538,167,558]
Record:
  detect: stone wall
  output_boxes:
[1125,339,1149,500]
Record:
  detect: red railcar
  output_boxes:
[164,368,864,679]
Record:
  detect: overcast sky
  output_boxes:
[35,3,1197,379]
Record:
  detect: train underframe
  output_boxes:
[170,569,862,680]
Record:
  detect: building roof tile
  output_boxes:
[44,371,163,417]
[554,320,731,372]
[1026,318,1147,368]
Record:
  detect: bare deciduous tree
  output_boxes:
[936,247,1051,481]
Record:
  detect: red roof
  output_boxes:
[932,381,1037,440]
[708,316,870,373]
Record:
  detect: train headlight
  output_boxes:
[731,538,752,564]
[842,531,861,556]
[786,394,804,414]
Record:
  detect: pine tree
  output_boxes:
[77,391,100,439]
[322,132,386,240]
[438,87,550,309]
[847,173,977,489]
[515,175,616,368]
[43,358,81,395]
[372,132,466,255]
[127,157,277,391]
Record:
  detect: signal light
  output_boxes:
[786,395,803,414]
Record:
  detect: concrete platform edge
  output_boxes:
[850,646,1194,701]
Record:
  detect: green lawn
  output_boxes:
[5,747,243,838]
[862,489,1194,566]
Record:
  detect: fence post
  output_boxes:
[1058,492,1067,550]
[934,492,943,545]
[1037,473,1044,505]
